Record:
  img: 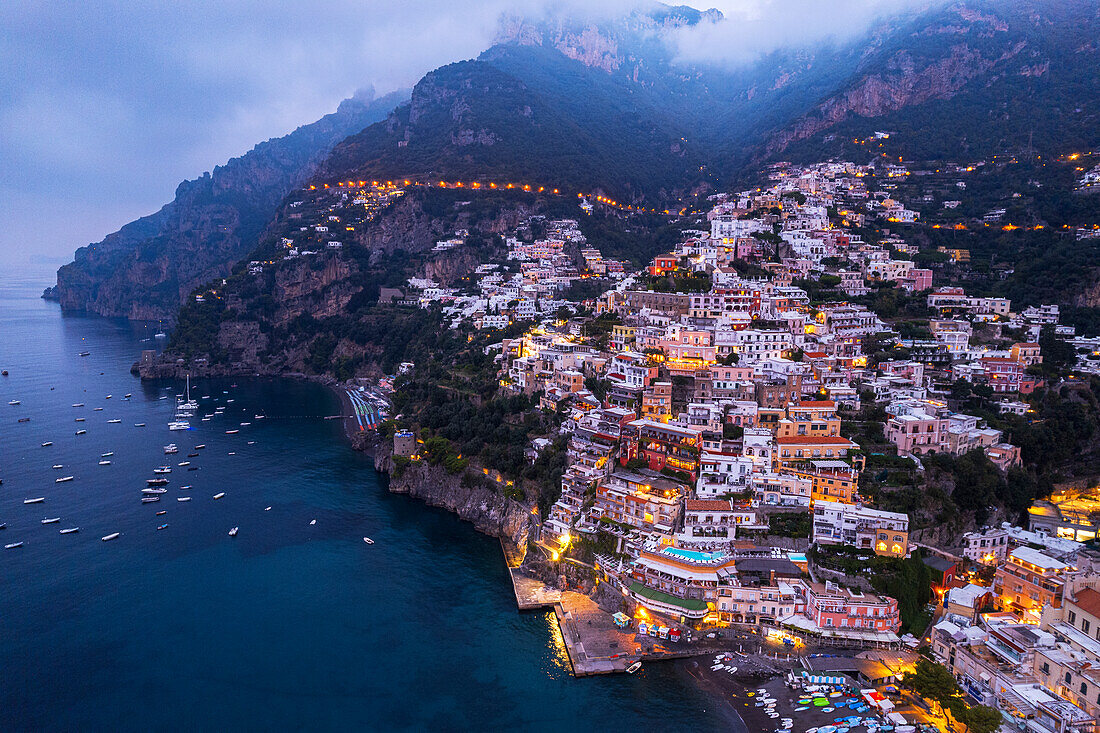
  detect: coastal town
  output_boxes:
[338,156,1100,733]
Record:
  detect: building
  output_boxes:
[593,470,686,534]
[620,419,704,480]
[813,501,910,557]
[994,547,1075,622]
[774,435,857,468]
[963,526,1011,565]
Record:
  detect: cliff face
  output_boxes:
[377,454,535,553]
[48,90,407,321]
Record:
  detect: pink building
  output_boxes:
[792,579,901,633]
[885,410,949,455]
[901,268,932,292]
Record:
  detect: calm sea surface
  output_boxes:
[0,268,732,731]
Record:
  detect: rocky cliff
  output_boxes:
[47,89,407,321]
[376,452,535,553]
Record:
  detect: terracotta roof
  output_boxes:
[1074,587,1100,619]
[685,499,734,511]
[794,400,836,408]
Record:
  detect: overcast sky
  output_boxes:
[0,0,930,270]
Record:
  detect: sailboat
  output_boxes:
[178,374,198,412]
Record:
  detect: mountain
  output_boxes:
[763,0,1100,163]
[45,89,408,321]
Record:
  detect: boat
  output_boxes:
[75,429,86,435]
[157,524,168,530]
[239,422,251,427]
[102,452,114,457]
[178,461,190,467]
[93,407,103,411]
[177,497,191,502]
[107,419,121,424]
[168,421,190,431]
[18,417,30,422]
[363,537,374,544]
[5,542,23,549]
[201,417,211,422]
[78,350,91,356]
[146,478,169,486]
[153,466,171,474]
[195,445,206,449]
[254,415,265,420]
[247,441,255,445]
[626,661,642,674]
[134,423,145,427]
[24,497,45,504]
[124,393,132,399]
[213,492,226,500]
[0,523,5,529]
[105,395,112,399]
[187,452,198,458]
[101,532,120,541]
[154,332,166,339]
[228,527,238,537]
[142,488,167,495]
[227,452,235,455]
[309,519,316,525]
[164,444,178,454]
[52,464,63,469]
[142,496,161,503]
[72,403,84,407]
[41,517,61,524]
[264,506,271,511]
[226,399,235,403]
[98,460,111,466]
[8,399,20,406]
[225,429,239,434]
[60,527,79,534]
[55,476,74,483]
[156,510,167,516]
[178,374,198,411]
[41,441,52,447]
[74,417,85,422]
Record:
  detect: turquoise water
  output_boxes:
[0,270,734,731]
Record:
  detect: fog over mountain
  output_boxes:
[2,0,941,267]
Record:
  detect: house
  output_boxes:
[994,547,1074,622]
[812,500,910,557]
[593,470,686,534]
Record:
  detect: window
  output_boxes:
[1067,672,1073,685]
[1082,682,1088,695]
[1069,611,1078,624]
[1084,619,1091,634]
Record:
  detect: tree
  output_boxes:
[958,704,1003,733]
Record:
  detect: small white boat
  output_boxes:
[157,523,168,530]
[101,452,114,457]
[177,497,191,502]
[5,542,23,549]
[124,393,132,399]
[626,661,642,674]
[178,461,190,467]
[225,429,239,435]
[142,496,161,503]
[229,527,238,537]
[75,429,86,435]
[153,466,171,474]
[41,517,61,524]
[254,415,265,420]
[72,403,84,407]
[180,485,192,490]
[107,419,121,424]
[156,510,166,516]
[195,444,206,450]
[264,506,272,511]
[52,464,63,469]
[363,537,374,544]
[99,460,111,466]
[60,527,79,534]
[213,492,226,500]
[309,519,316,525]
[134,423,146,427]
[168,421,190,431]
[74,417,85,422]
[164,444,178,454]
[24,497,45,504]
[101,532,120,541]
[142,488,167,495]
[41,441,52,447]
[8,399,20,406]
[93,407,103,411]
[247,441,255,445]
[55,476,74,483]
[105,395,112,399]
[239,422,251,427]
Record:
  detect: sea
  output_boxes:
[0,268,737,731]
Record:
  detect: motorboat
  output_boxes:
[187,453,198,458]
[168,421,190,431]
[134,423,146,427]
[156,510,167,516]
[195,445,206,449]
[225,429,239,434]
[264,506,271,511]
[164,444,178,454]
[41,441,53,447]
[75,417,86,422]
[142,488,167,495]
[363,537,374,544]
[102,452,114,457]
[101,532,120,541]
[99,460,111,466]
[78,351,90,356]
[24,497,45,504]
[157,524,168,530]
[5,542,24,549]
[7,399,20,406]
[105,395,112,399]
[124,394,132,399]
[254,415,265,420]
[55,476,74,483]
[180,485,192,490]
[75,429,86,435]
[153,466,171,474]
[247,441,255,445]
[142,496,161,503]
[309,519,316,525]
[107,419,121,424]
[72,403,84,408]
[41,517,61,524]
[52,464,63,469]
[18,417,30,422]
[177,497,191,502]
[228,527,238,537]
[154,332,166,339]
[93,407,103,411]
[177,461,190,467]
[146,478,169,486]
[626,661,642,674]
[239,422,251,427]
[213,492,226,500]
[60,527,79,534]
